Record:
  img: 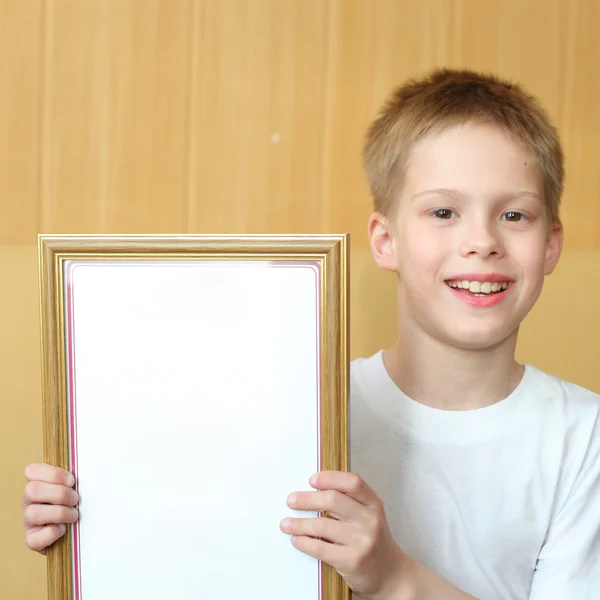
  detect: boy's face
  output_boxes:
[368,122,563,351]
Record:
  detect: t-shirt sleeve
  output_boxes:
[529,412,600,600]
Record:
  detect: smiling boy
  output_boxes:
[22,69,600,599]
[278,69,600,599]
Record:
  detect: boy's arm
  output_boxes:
[280,471,480,600]
[401,558,479,600]
[527,417,600,600]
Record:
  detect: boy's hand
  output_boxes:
[22,462,79,554]
[280,471,408,600]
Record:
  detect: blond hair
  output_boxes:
[362,68,564,224]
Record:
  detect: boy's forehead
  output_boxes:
[403,122,543,198]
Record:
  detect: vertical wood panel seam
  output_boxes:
[561,0,579,248]
[183,0,201,234]
[36,0,49,239]
[452,0,464,65]
[319,0,336,233]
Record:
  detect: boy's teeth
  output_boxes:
[447,280,509,294]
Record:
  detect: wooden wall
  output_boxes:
[3,0,600,249]
[2,1,600,598]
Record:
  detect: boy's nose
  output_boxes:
[459,223,504,258]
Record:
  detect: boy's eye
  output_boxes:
[433,208,455,219]
[503,211,524,222]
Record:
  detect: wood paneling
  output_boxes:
[554,0,600,248]
[39,0,192,234]
[186,0,331,235]
[516,249,600,393]
[0,246,46,598]
[323,0,421,246]
[1,0,600,246]
[0,0,43,244]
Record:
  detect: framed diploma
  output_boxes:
[38,234,350,600]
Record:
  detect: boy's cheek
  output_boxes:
[396,241,447,279]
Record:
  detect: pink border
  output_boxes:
[65,262,82,599]
[64,259,323,600]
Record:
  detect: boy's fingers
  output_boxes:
[24,504,79,528]
[309,471,379,508]
[288,489,358,521]
[280,516,351,545]
[290,534,351,567]
[23,481,79,508]
[24,463,75,487]
[25,524,67,554]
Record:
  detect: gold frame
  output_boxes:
[39,233,350,600]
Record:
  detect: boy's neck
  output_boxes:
[382,323,525,411]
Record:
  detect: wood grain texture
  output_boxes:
[2,0,600,248]
[0,246,47,599]
[37,232,347,255]
[320,233,351,600]
[553,0,600,248]
[186,0,331,235]
[0,0,43,243]
[39,0,193,235]
[38,237,73,600]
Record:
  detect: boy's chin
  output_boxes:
[438,324,519,352]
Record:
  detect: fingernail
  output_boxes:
[287,493,297,507]
[58,524,66,534]
[71,490,79,504]
[310,473,318,486]
[280,518,291,529]
[71,508,79,519]
[66,474,75,487]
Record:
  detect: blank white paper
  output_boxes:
[64,260,322,600]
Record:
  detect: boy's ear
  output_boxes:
[368,211,397,272]
[544,221,563,275]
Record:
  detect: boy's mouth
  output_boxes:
[445,279,511,296]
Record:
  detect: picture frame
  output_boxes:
[38,234,350,600]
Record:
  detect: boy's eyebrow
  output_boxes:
[411,188,461,201]
[411,188,542,202]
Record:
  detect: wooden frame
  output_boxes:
[38,234,350,600]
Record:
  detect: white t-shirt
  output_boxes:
[350,351,600,600]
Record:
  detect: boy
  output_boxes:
[22,69,600,599]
